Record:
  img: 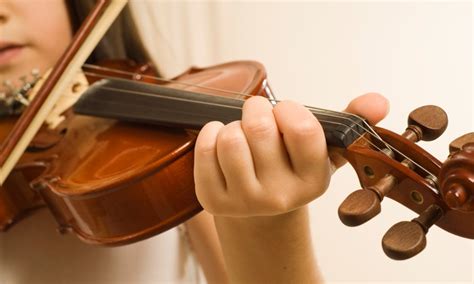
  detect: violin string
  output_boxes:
[83,64,385,132]
[81,66,370,129]
[92,82,437,184]
[89,87,388,161]
[82,69,363,126]
[42,69,366,127]
[82,67,438,182]
[82,67,375,132]
[83,64,249,98]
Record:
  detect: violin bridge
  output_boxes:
[44,71,89,129]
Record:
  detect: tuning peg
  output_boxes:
[338,174,397,226]
[338,112,422,227]
[2,80,14,94]
[382,204,443,260]
[404,105,448,142]
[31,68,40,79]
[19,75,28,84]
[440,136,474,212]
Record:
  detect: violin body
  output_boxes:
[0,60,270,245]
[34,115,199,245]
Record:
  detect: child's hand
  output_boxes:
[194,93,389,217]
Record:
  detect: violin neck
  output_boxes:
[74,78,367,148]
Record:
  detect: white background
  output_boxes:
[0,1,472,284]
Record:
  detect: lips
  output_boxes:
[0,42,25,66]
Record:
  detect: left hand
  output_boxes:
[193,93,389,217]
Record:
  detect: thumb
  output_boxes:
[329,92,390,170]
[344,92,390,125]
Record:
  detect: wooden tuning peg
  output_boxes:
[440,134,474,212]
[382,204,443,260]
[404,105,448,142]
[338,175,397,226]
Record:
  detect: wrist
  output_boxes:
[213,205,321,283]
[214,205,310,229]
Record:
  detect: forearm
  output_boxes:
[214,206,323,284]
[185,212,229,284]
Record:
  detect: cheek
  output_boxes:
[25,0,73,70]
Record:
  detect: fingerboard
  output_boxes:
[74,78,367,148]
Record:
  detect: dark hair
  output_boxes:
[65,0,152,65]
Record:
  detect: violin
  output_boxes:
[0,0,472,261]
[74,60,474,260]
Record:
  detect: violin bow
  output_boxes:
[0,0,128,184]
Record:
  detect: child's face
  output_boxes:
[0,0,73,92]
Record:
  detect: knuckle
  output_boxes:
[288,118,320,139]
[244,186,262,203]
[245,95,271,107]
[229,183,263,209]
[195,121,223,155]
[231,183,259,201]
[266,195,290,213]
[217,129,246,150]
[296,174,330,200]
[242,117,275,138]
[203,120,224,129]
[195,141,216,156]
[195,186,225,216]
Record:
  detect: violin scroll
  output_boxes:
[440,133,474,212]
[339,105,474,260]
[338,105,448,228]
